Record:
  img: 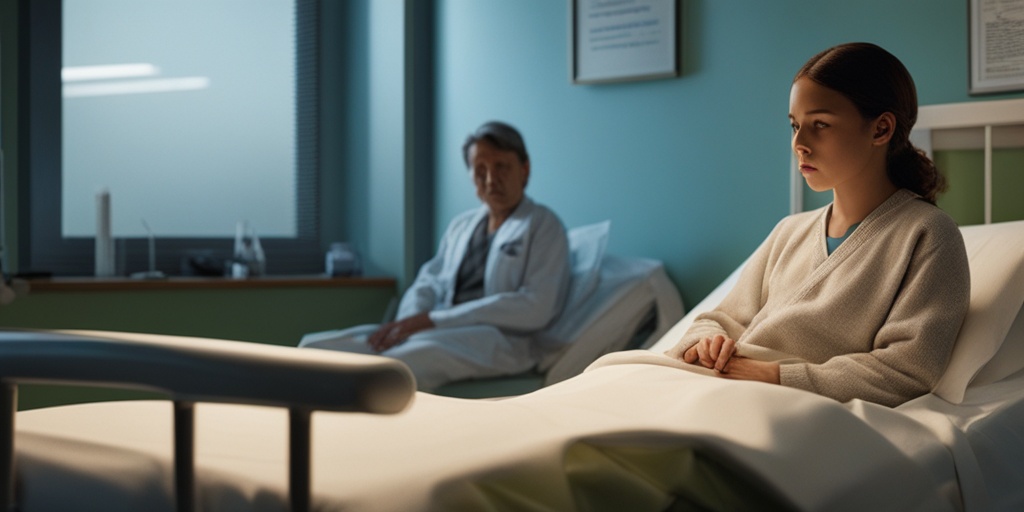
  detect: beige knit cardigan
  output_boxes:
[672,189,970,406]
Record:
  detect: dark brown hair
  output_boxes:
[795,43,945,204]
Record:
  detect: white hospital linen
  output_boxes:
[15,360,955,512]
[299,324,534,390]
[301,196,571,390]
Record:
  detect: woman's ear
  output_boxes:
[872,112,896,146]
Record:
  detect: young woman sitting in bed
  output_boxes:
[664,42,970,407]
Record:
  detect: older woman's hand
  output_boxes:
[368,313,435,352]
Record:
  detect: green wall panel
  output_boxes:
[936,149,1024,226]
[0,284,396,409]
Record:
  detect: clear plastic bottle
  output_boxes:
[232,221,266,278]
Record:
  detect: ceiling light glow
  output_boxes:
[63,77,211,98]
[62,63,161,82]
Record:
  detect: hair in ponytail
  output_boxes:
[794,43,946,204]
[886,141,945,204]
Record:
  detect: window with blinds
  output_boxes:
[25,0,321,276]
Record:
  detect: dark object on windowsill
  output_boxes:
[181,251,230,277]
[14,271,53,280]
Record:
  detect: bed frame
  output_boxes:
[0,330,414,512]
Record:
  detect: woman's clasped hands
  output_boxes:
[672,334,781,384]
[684,334,736,372]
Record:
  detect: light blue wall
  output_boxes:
[326,0,421,287]
[366,0,411,283]
[430,0,1024,307]
[327,0,437,290]
[320,0,368,267]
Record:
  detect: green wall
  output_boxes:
[935,149,1024,225]
[0,287,393,344]
[0,283,395,409]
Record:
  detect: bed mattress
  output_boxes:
[17,355,1001,512]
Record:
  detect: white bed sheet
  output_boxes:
[539,254,684,384]
[12,344,1023,511]
[434,254,684,397]
[897,368,1024,511]
[17,355,964,512]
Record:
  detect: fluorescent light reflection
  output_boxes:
[63,77,211,98]
[62,63,160,82]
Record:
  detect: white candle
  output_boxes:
[95,189,115,277]
[142,219,155,273]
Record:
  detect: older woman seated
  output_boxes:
[300,121,571,391]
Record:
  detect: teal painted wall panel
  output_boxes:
[366,0,409,284]
[431,0,1024,308]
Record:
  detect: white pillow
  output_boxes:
[932,220,1024,403]
[970,300,1024,388]
[537,255,664,366]
[562,220,611,312]
[533,221,610,355]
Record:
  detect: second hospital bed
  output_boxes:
[436,219,686,397]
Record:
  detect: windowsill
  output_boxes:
[23,275,396,292]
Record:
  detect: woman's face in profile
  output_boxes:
[468,139,530,217]
[789,77,880,193]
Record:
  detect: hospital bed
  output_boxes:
[6,99,1024,511]
[8,217,1024,512]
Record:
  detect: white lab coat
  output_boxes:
[300,196,571,390]
[402,196,571,332]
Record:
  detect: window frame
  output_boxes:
[19,0,322,277]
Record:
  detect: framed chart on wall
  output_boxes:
[571,0,680,84]
[970,0,1024,94]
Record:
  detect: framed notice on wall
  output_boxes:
[571,0,680,84]
[970,0,1024,94]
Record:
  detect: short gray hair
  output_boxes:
[461,121,529,167]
